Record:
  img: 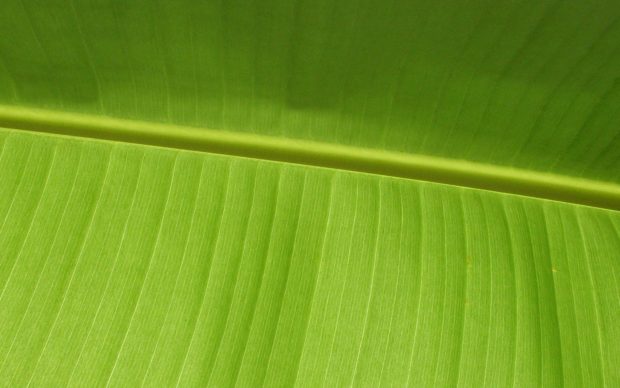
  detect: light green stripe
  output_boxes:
[0,105,619,211]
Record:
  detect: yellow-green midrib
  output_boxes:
[1,105,619,211]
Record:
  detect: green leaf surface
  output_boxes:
[0,129,618,387]
[1,1,620,182]
[0,1,619,387]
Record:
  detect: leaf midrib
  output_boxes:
[0,105,618,211]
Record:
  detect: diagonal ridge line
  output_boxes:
[0,105,618,211]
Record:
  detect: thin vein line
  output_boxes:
[377,183,403,386]
[149,2,171,121]
[404,184,425,388]
[16,0,65,107]
[231,168,286,387]
[0,133,8,161]
[104,154,179,387]
[260,173,308,386]
[520,202,544,387]
[0,55,18,101]
[463,1,560,159]
[432,191,449,385]
[1,147,84,379]
[600,214,620,303]
[574,209,607,387]
[320,180,359,387]
[208,167,283,386]
[481,196,493,388]
[499,200,518,388]
[291,175,335,387]
[26,147,114,385]
[65,153,146,384]
[350,180,382,384]
[202,167,260,385]
[556,208,586,386]
[69,0,105,113]
[495,5,600,165]
[140,159,205,386]
[0,143,33,235]
[514,15,619,168]
[0,145,57,302]
[537,204,565,385]
[454,189,470,387]
[173,164,233,388]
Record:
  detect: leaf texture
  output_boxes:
[1,1,620,387]
[0,129,618,387]
[1,1,620,182]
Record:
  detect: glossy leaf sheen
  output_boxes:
[0,130,618,387]
[0,1,619,387]
[1,1,620,181]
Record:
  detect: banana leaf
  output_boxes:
[0,1,619,386]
